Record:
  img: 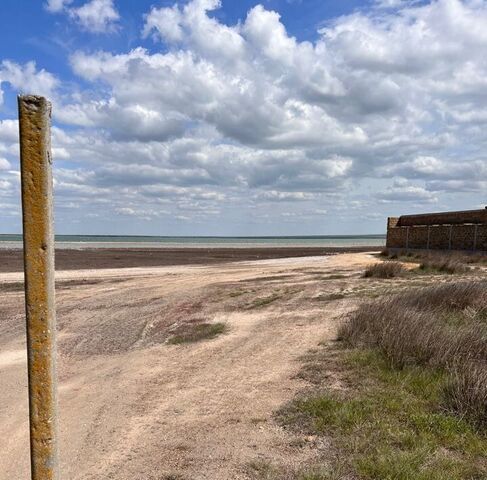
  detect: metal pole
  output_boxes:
[18,95,59,480]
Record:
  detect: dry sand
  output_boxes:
[0,252,377,479]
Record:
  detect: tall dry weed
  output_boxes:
[338,281,487,428]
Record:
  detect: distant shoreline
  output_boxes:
[0,246,381,273]
[0,234,386,250]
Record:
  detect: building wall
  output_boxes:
[386,210,487,252]
[397,209,487,227]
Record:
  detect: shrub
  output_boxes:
[363,261,407,279]
[339,281,487,367]
[379,248,487,273]
[338,281,487,428]
[419,257,470,274]
[443,362,487,430]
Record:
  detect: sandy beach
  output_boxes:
[0,250,379,479]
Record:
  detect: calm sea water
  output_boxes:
[0,234,385,249]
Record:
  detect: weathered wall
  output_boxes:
[398,208,487,227]
[386,208,487,252]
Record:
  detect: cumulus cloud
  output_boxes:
[0,120,19,143]
[69,0,120,33]
[44,0,72,13]
[0,158,10,170]
[45,0,119,33]
[0,61,59,103]
[2,0,487,233]
[375,181,438,203]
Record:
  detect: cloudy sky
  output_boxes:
[0,0,486,236]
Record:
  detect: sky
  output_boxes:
[0,0,486,236]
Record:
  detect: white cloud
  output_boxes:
[45,0,119,33]
[3,0,487,233]
[0,158,10,170]
[0,120,18,143]
[69,0,119,33]
[257,191,317,202]
[0,61,59,102]
[376,182,438,203]
[44,0,72,13]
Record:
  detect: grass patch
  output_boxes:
[443,364,487,431]
[338,281,487,431]
[167,322,227,344]
[418,258,470,275]
[381,248,486,269]
[363,261,407,278]
[280,349,487,479]
[338,281,487,369]
[314,293,346,302]
[229,289,249,298]
[246,293,282,309]
[280,281,487,479]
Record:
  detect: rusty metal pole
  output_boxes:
[18,95,59,480]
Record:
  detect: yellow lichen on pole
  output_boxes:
[18,95,59,480]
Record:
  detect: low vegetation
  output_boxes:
[247,293,282,309]
[246,459,338,480]
[339,281,487,428]
[280,281,487,479]
[377,248,486,275]
[167,322,227,344]
[418,257,470,274]
[381,248,486,266]
[281,349,487,479]
[314,292,346,302]
[363,261,407,278]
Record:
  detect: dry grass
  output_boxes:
[363,261,407,279]
[379,248,487,274]
[443,363,487,430]
[338,281,487,429]
[279,346,487,479]
[418,257,470,274]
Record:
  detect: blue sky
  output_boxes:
[0,0,485,235]
[0,1,366,88]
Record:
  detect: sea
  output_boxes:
[0,234,386,249]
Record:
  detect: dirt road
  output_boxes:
[0,253,376,479]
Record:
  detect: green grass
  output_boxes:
[279,349,487,479]
[246,293,282,309]
[167,322,227,344]
[229,290,248,298]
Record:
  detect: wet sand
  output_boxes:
[0,246,380,273]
